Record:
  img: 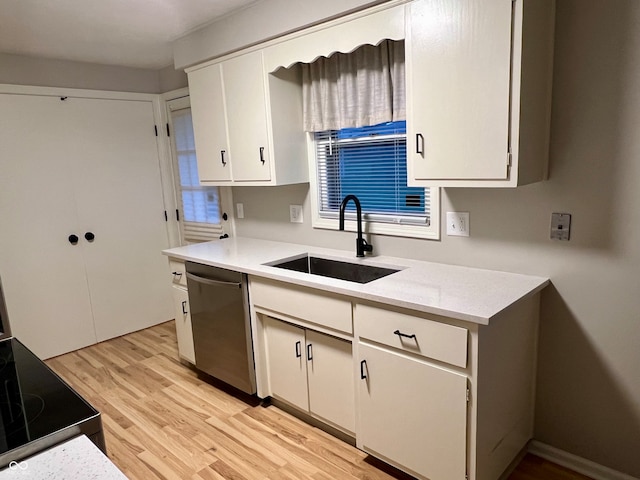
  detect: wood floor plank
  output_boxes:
[45,321,590,480]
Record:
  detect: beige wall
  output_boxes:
[229,0,640,477]
[172,0,385,68]
[0,53,188,94]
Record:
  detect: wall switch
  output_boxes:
[446,212,470,237]
[236,203,244,219]
[550,212,571,240]
[289,205,303,223]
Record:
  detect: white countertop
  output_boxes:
[0,436,126,480]
[163,237,549,325]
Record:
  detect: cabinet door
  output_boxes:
[0,94,98,359]
[222,51,272,182]
[407,0,512,182]
[172,286,195,363]
[264,317,308,411]
[306,330,355,432]
[358,343,468,480]
[67,97,173,342]
[188,63,232,182]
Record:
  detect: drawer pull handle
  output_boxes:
[181,301,187,315]
[295,341,302,358]
[307,343,313,361]
[394,329,416,340]
[172,271,183,277]
[360,360,367,380]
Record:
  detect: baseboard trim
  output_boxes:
[528,441,639,480]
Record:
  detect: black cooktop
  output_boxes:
[0,338,102,464]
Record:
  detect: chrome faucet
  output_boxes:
[339,195,373,257]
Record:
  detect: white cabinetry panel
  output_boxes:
[222,51,272,182]
[407,0,512,182]
[188,63,232,182]
[358,343,468,480]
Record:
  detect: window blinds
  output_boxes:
[315,121,430,225]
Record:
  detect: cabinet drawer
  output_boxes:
[169,259,187,286]
[250,278,352,334]
[355,304,467,368]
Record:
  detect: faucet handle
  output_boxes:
[360,238,373,253]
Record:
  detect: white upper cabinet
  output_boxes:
[187,51,307,186]
[223,51,271,182]
[188,63,232,182]
[406,0,555,187]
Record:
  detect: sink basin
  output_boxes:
[267,255,400,284]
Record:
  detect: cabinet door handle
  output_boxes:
[172,271,183,277]
[181,300,187,315]
[221,150,226,166]
[259,146,265,164]
[416,133,424,156]
[306,343,313,361]
[394,329,417,340]
[360,360,367,380]
[295,341,302,358]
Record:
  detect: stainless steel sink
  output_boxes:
[267,255,400,284]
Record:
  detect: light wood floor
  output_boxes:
[46,322,592,480]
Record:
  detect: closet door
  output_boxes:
[0,94,97,358]
[65,97,173,342]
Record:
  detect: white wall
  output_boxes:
[172,0,385,68]
[0,53,188,93]
[226,0,640,477]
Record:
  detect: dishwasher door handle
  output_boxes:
[186,272,242,288]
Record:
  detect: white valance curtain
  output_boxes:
[301,39,405,132]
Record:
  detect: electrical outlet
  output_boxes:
[289,205,303,223]
[236,203,244,219]
[446,212,470,237]
[550,212,571,240]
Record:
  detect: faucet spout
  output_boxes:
[339,195,373,257]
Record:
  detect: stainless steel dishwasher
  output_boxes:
[185,262,256,394]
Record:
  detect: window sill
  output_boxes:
[312,212,440,240]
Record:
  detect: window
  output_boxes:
[167,96,226,243]
[311,121,439,239]
[303,41,439,239]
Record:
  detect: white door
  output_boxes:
[264,317,308,410]
[306,330,355,432]
[64,97,172,342]
[188,64,232,182]
[0,94,97,358]
[407,0,512,181]
[223,51,272,182]
[358,343,468,480]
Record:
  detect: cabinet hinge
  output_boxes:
[154,125,158,137]
[166,123,170,137]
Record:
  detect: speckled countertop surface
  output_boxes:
[163,237,549,325]
[0,436,126,479]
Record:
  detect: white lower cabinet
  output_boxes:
[357,343,468,480]
[263,316,355,433]
[171,286,195,364]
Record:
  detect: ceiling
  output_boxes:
[0,0,259,69]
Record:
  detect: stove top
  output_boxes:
[0,338,104,467]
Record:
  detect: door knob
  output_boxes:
[84,232,95,242]
[68,234,79,245]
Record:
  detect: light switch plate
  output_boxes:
[289,205,303,223]
[236,203,244,219]
[446,212,470,237]
[550,212,571,240]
